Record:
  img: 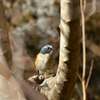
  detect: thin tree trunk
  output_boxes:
[57,0,80,99]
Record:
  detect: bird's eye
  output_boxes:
[48,47,51,50]
[48,47,50,49]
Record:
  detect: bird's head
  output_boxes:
[40,45,54,55]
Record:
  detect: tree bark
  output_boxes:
[58,0,80,99]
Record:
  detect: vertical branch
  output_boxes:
[81,0,86,81]
[80,0,86,100]
[56,0,80,100]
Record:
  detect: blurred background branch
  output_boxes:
[0,0,12,68]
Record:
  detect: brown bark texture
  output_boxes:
[58,0,80,99]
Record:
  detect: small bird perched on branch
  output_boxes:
[35,45,54,75]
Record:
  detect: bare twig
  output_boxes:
[80,0,86,99]
[86,59,94,89]
[81,0,86,81]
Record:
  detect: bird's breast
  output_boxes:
[35,53,54,70]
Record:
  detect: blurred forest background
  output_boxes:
[2,0,100,100]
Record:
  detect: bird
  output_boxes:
[35,45,54,75]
